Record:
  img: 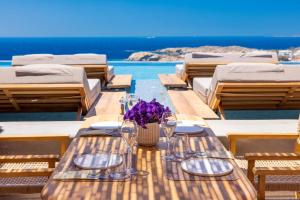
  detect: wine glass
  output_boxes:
[120,119,137,176]
[161,112,177,161]
[127,94,139,110]
[173,135,192,161]
[119,96,127,115]
[108,144,130,180]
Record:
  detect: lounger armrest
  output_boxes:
[0,133,70,156]
[253,167,300,176]
[0,155,60,163]
[0,133,70,142]
[227,132,298,155]
[245,152,300,161]
[0,168,54,178]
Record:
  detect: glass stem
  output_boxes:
[184,134,192,154]
[166,137,171,156]
[126,146,132,175]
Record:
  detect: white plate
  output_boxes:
[74,153,123,170]
[181,158,234,176]
[175,124,204,134]
[90,121,121,130]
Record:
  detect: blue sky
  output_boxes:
[0,0,299,37]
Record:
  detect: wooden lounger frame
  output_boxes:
[13,64,111,84]
[209,82,300,119]
[0,84,90,118]
[183,63,225,81]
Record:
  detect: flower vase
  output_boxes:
[137,122,160,146]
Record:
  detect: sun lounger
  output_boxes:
[182,51,278,81]
[193,63,300,119]
[0,65,101,118]
[226,115,300,200]
[12,54,114,84]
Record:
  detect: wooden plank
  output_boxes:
[86,91,126,117]
[41,115,256,200]
[159,74,187,88]
[107,75,132,89]
[168,90,219,119]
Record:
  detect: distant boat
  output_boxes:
[146,36,156,39]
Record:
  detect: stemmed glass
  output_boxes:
[161,112,177,161]
[127,94,139,110]
[119,96,127,115]
[120,119,138,176]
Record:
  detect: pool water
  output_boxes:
[110,61,178,110]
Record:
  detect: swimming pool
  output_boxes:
[110,61,179,110]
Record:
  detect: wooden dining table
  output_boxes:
[41,114,257,200]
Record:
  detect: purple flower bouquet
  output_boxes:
[124,99,170,129]
[124,99,170,146]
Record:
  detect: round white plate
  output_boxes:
[74,153,123,170]
[175,124,204,134]
[90,121,121,130]
[181,157,234,176]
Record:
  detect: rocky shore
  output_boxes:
[127,46,300,61]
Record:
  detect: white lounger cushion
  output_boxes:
[15,64,74,76]
[107,65,115,81]
[12,54,107,65]
[193,77,212,103]
[185,51,278,64]
[227,63,284,73]
[176,64,185,79]
[87,79,101,105]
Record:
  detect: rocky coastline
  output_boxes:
[127,46,300,61]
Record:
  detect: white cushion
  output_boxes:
[192,77,212,103]
[227,63,284,73]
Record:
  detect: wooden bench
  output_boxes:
[107,75,132,89]
[168,89,219,119]
[159,74,187,89]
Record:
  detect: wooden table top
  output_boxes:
[41,115,256,200]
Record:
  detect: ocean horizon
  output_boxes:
[1,36,300,60]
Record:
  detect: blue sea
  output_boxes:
[1,36,300,60]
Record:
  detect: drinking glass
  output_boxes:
[161,112,177,161]
[108,145,130,180]
[127,94,139,110]
[173,135,192,161]
[119,96,127,114]
[120,119,137,176]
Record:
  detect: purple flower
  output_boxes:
[124,98,170,128]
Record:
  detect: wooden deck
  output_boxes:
[159,74,187,88]
[168,89,219,119]
[107,75,132,89]
[85,91,126,117]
